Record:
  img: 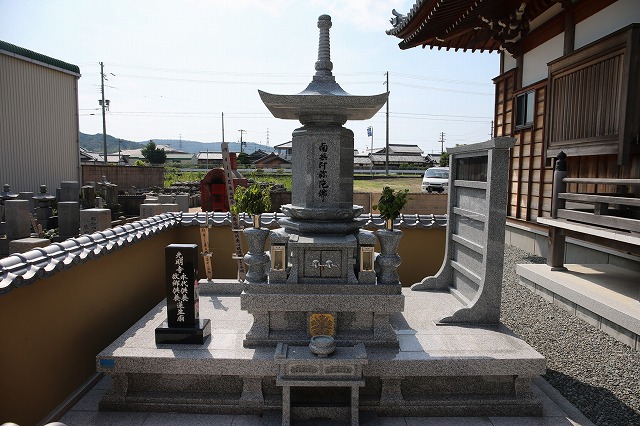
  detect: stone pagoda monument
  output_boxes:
[241,14,403,348]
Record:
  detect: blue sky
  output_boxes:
[0,0,499,154]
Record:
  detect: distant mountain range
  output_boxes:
[79,132,274,155]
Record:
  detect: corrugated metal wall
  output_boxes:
[0,53,80,194]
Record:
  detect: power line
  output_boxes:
[394,82,492,96]
[391,71,492,87]
[86,110,490,120]
[105,63,493,87]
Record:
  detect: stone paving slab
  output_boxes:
[59,376,594,425]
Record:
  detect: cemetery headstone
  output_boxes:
[160,203,179,214]
[5,200,31,240]
[155,243,211,344]
[175,194,190,212]
[18,192,35,215]
[140,203,163,218]
[59,181,80,202]
[81,185,96,209]
[57,201,80,239]
[158,194,175,204]
[80,208,112,234]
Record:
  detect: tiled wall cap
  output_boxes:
[0,211,446,294]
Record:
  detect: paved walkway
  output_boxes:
[58,375,594,425]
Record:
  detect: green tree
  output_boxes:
[439,152,449,167]
[237,152,250,165]
[141,140,167,164]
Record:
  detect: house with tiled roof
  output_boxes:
[369,144,427,169]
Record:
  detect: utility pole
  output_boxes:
[439,132,445,154]
[490,120,494,138]
[238,129,247,153]
[384,71,390,176]
[118,139,122,164]
[100,62,108,164]
[266,128,270,147]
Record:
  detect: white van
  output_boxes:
[421,167,449,193]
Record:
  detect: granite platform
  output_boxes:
[517,263,640,350]
[96,283,546,420]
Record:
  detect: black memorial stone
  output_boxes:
[155,243,211,344]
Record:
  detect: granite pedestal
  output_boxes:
[96,286,546,418]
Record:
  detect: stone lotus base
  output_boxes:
[96,282,546,418]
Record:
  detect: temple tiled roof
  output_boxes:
[386,0,557,52]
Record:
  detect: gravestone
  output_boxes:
[175,194,190,212]
[57,201,80,239]
[99,177,118,210]
[412,137,515,324]
[158,194,174,204]
[80,208,112,233]
[5,200,31,240]
[18,192,35,215]
[140,203,163,218]
[59,181,80,202]
[81,185,96,209]
[155,244,211,344]
[160,203,179,214]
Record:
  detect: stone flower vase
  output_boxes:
[375,222,402,285]
[243,214,270,283]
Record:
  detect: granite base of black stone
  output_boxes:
[155,319,211,344]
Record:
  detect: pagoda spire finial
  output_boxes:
[315,15,333,78]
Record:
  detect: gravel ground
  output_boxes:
[500,245,640,426]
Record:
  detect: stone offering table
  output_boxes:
[274,342,367,425]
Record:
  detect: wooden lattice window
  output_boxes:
[546,24,640,164]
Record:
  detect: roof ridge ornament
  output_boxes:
[390,9,406,27]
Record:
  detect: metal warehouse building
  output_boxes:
[0,40,81,194]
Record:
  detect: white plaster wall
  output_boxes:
[575,0,640,50]
[502,52,517,73]
[522,33,563,87]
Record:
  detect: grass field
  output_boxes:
[353,176,422,193]
[165,167,424,194]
